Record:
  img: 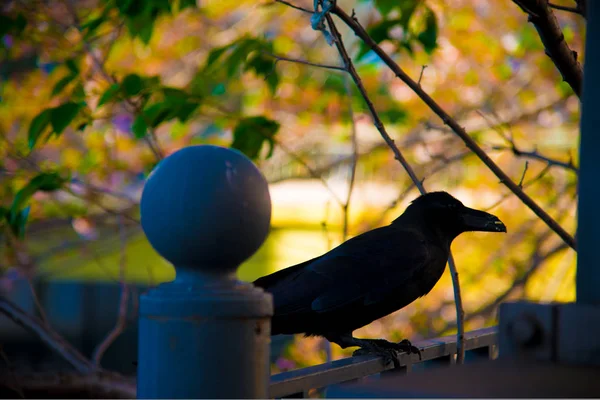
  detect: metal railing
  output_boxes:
[135,145,498,398]
[270,327,497,398]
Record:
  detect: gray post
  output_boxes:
[577,1,600,305]
[499,5,600,367]
[136,145,273,398]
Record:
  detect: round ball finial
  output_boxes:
[140,145,272,275]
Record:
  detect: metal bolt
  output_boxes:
[510,314,542,348]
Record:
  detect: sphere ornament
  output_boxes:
[140,145,272,276]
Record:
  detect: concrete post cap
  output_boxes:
[140,145,272,276]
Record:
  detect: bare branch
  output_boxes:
[332,5,576,251]
[511,0,583,96]
[417,65,428,87]
[65,0,164,161]
[342,74,358,241]
[492,145,579,173]
[0,345,25,399]
[274,138,345,206]
[0,296,96,374]
[274,0,314,14]
[0,372,136,399]
[484,164,551,212]
[324,11,466,364]
[548,2,583,15]
[266,52,346,71]
[92,216,130,366]
[440,239,570,334]
[518,161,529,187]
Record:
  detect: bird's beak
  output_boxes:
[461,207,507,233]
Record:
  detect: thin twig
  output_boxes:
[0,372,136,399]
[26,278,49,326]
[342,73,358,241]
[65,0,164,161]
[476,110,579,174]
[492,145,578,173]
[417,65,428,87]
[332,5,576,251]
[0,296,96,373]
[484,164,551,211]
[439,240,570,334]
[324,12,466,364]
[92,216,130,366]
[0,345,25,399]
[518,161,529,187]
[267,52,346,71]
[274,0,314,13]
[548,2,582,15]
[274,139,345,206]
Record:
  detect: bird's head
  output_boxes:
[395,191,507,243]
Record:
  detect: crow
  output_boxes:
[254,191,506,362]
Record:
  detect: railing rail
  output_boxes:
[270,326,497,398]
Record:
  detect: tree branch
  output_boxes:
[267,52,347,71]
[274,0,313,14]
[324,10,466,364]
[92,216,130,366]
[492,144,578,173]
[0,297,96,374]
[0,372,136,399]
[512,0,583,96]
[548,2,582,15]
[332,5,576,251]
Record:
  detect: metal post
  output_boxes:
[136,145,273,398]
[499,5,600,368]
[577,1,600,306]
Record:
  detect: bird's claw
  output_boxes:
[352,347,401,369]
[395,339,422,360]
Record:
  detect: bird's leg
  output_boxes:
[326,334,422,368]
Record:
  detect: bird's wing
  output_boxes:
[259,226,433,316]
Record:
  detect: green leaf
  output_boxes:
[417,8,438,54]
[225,39,259,78]
[65,59,79,74]
[231,116,280,160]
[132,115,148,138]
[122,74,143,96]
[117,0,143,17]
[246,52,279,94]
[398,0,420,28]
[0,13,27,37]
[51,73,77,97]
[125,14,155,44]
[81,10,108,40]
[380,108,408,124]
[205,45,232,68]
[180,0,197,9]
[9,206,30,239]
[72,83,86,101]
[14,14,27,34]
[10,172,66,217]
[28,109,52,150]
[142,103,172,127]
[357,19,401,59]
[28,171,67,191]
[374,0,395,15]
[50,102,84,135]
[98,83,121,107]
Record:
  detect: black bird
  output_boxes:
[254,191,506,361]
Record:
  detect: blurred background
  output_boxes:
[0,0,581,376]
